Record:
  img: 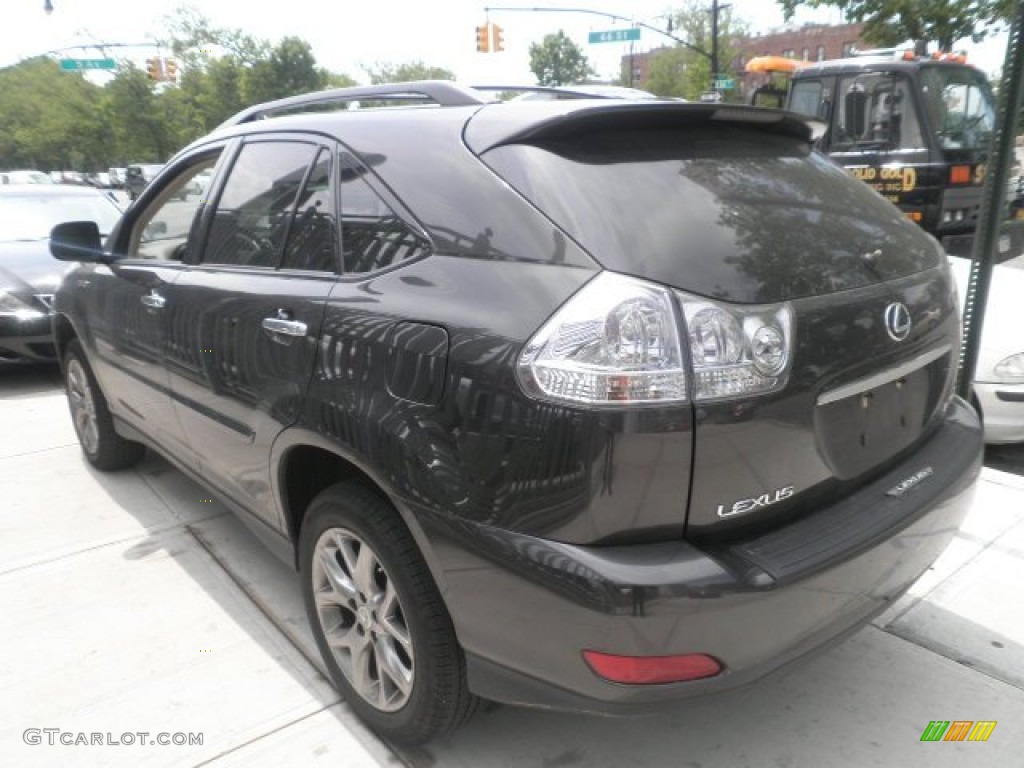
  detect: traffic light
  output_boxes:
[476,23,491,53]
[164,58,178,82]
[492,24,504,52]
[146,57,164,82]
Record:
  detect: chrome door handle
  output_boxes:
[261,314,307,338]
[140,292,166,309]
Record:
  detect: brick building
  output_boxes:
[623,22,868,99]
[735,22,868,99]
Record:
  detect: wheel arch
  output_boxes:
[271,429,450,593]
[53,312,78,364]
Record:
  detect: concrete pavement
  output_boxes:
[2,363,1022,767]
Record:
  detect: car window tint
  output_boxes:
[340,155,428,274]
[132,153,221,261]
[203,142,317,269]
[282,149,337,272]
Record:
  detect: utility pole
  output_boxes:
[711,0,718,91]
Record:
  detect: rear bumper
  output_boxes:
[422,397,982,713]
[974,381,1024,444]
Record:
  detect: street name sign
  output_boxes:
[588,28,641,44]
[59,58,117,71]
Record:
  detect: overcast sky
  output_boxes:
[2,1,1010,83]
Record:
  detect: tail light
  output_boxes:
[677,292,795,401]
[518,272,795,406]
[517,272,688,407]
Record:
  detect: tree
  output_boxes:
[162,5,271,67]
[777,0,1016,53]
[0,58,108,169]
[644,3,747,100]
[327,72,359,88]
[0,8,355,171]
[529,30,594,86]
[646,48,690,99]
[102,64,177,163]
[362,61,456,84]
[242,37,328,105]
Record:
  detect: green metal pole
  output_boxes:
[957,4,1024,401]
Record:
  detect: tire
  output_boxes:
[299,483,479,744]
[63,339,145,471]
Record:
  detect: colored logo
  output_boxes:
[920,721,996,742]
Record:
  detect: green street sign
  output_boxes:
[59,58,117,71]
[588,28,641,44]
[714,78,735,89]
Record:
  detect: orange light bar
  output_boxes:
[950,165,972,184]
[905,211,923,222]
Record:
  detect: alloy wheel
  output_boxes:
[312,527,415,712]
[66,358,99,455]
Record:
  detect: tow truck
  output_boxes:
[746,49,1023,257]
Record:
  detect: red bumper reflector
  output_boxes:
[582,650,722,684]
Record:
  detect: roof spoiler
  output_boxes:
[466,102,826,154]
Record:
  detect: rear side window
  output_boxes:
[282,149,337,272]
[203,141,319,269]
[339,153,429,274]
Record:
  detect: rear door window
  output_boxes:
[281,149,338,273]
[202,141,319,269]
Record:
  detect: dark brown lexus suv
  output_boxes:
[49,82,982,744]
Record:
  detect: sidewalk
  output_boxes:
[1,366,1022,767]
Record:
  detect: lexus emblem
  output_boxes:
[884,302,912,341]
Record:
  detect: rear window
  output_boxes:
[483,125,940,302]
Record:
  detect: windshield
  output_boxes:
[0,195,121,241]
[920,65,995,151]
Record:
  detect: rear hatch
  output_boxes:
[471,102,959,539]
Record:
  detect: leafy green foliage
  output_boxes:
[363,61,456,84]
[0,58,108,169]
[645,2,748,101]
[0,8,447,172]
[777,0,1015,52]
[529,30,594,86]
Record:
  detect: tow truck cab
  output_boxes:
[784,52,1014,256]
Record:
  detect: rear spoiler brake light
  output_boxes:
[711,107,826,141]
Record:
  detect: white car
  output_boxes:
[949,252,1024,443]
[0,170,53,185]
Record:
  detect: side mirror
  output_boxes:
[50,221,106,263]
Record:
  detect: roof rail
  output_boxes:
[849,47,908,58]
[219,80,489,129]
[469,85,616,98]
